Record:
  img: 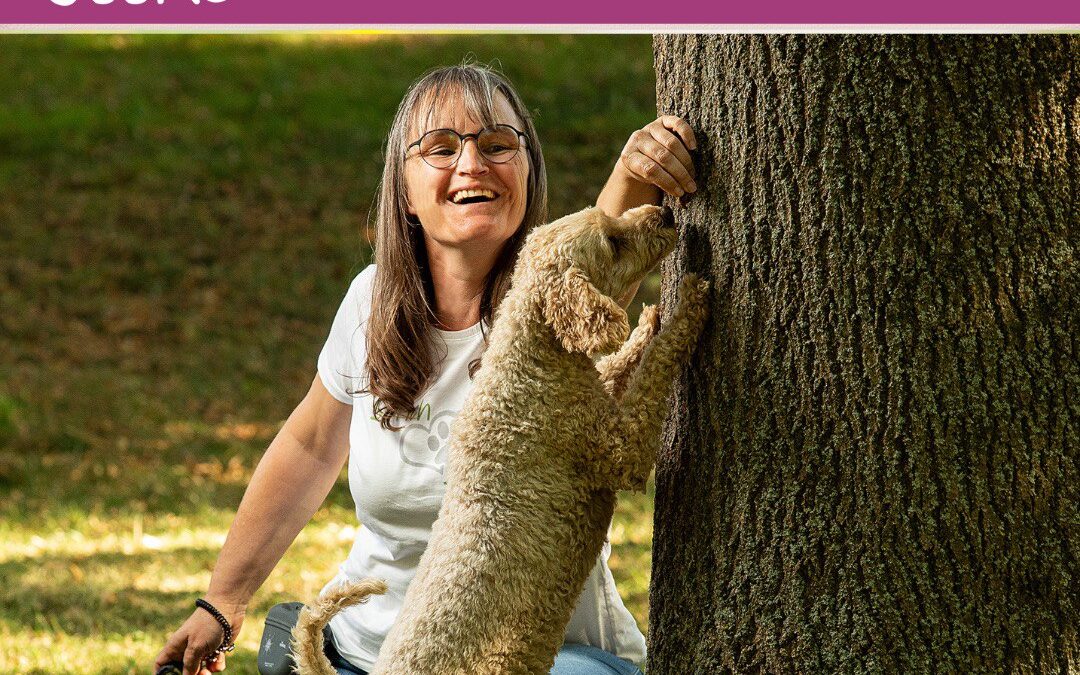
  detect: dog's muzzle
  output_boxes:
[660,205,675,229]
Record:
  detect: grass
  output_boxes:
[0,33,659,674]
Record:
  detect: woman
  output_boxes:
[155,63,697,675]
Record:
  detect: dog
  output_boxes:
[293,204,710,675]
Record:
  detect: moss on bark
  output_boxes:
[650,35,1079,674]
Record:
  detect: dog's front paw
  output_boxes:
[668,274,710,350]
[637,304,661,338]
[677,273,709,303]
[676,274,710,319]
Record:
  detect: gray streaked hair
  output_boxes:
[360,62,549,430]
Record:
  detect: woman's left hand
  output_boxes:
[616,115,698,199]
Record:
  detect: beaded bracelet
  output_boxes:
[195,598,237,656]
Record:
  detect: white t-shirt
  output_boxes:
[316,264,648,672]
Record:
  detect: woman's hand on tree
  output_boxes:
[616,115,698,199]
[154,602,245,675]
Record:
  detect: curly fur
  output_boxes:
[291,578,388,675]
[293,205,710,675]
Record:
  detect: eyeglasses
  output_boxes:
[406,124,527,169]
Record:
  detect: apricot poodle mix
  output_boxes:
[293,204,710,675]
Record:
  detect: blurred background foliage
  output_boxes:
[0,33,659,673]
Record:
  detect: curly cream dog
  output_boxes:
[293,204,710,675]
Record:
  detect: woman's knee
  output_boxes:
[550,643,643,675]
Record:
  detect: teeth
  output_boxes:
[451,189,496,204]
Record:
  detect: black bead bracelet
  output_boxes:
[195,598,236,655]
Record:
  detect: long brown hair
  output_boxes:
[359,63,549,430]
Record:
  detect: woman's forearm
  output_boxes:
[596,162,663,218]
[203,429,343,608]
[203,378,352,612]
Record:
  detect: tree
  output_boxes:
[649,35,1078,673]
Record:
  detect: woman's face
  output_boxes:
[404,92,530,256]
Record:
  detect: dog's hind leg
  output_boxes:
[597,275,709,491]
[595,304,661,400]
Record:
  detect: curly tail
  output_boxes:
[291,578,388,675]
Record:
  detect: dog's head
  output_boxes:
[521,205,677,356]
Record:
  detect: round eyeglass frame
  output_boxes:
[405,124,528,169]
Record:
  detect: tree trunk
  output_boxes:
[650,35,1078,674]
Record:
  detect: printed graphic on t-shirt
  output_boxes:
[398,408,456,476]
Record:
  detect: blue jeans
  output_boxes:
[331,642,643,675]
[550,643,644,675]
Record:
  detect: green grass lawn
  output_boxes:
[0,34,659,674]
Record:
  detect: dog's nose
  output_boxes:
[660,205,675,228]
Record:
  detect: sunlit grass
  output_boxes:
[0,506,359,674]
[1,473,654,673]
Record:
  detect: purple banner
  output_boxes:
[3,0,1080,24]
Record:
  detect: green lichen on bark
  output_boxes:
[650,35,1078,674]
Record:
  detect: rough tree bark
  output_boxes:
[649,35,1078,674]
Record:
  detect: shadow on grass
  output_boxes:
[0,546,315,637]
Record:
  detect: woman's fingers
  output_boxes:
[621,149,686,197]
[186,628,228,675]
[647,120,695,175]
[190,652,224,673]
[182,644,205,675]
[620,116,699,197]
[157,621,220,675]
[205,652,227,673]
[154,631,189,673]
[640,133,696,193]
[655,114,697,153]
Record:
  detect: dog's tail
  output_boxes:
[291,578,388,675]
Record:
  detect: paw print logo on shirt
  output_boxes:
[398,409,456,475]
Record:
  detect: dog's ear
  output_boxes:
[543,266,630,356]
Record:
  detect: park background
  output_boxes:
[0,34,661,674]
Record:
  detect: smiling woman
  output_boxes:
[155,60,697,675]
[400,88,533,325]
[365,65,547,426]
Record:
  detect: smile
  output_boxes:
[449,188,498,204]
